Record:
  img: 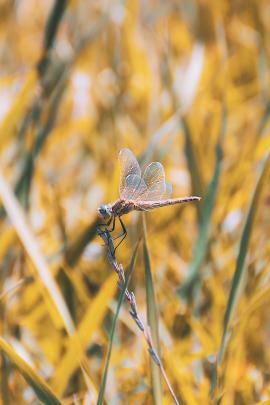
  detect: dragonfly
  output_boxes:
[98,148,201,249]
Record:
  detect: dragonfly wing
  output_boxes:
[119,148,141,199]
[165,182,173,198]
[139,162,172,200]
[120,174,148,200]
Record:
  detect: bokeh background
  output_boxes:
[1,1,270,404]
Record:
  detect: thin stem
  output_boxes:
[160,363,180,405]
[97,226,181,405]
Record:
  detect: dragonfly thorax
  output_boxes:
[98,204,112,220]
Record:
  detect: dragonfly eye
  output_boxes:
[98,205,111,220]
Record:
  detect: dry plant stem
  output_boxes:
[159,362,180,405]
[97,227,180,405]
[0,278,28,302]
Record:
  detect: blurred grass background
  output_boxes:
[1,0,270,404]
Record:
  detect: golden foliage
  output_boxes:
[0,1,270,404]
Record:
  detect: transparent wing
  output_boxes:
[136,162,173,201]
[164,182,173,198]
[119,148,141,199]
[120,174,148,200]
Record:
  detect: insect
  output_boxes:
[98,148,201,249]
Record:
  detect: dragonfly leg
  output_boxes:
[107,215,116,233]
[114,217,127,252]
[97,216,126,253]
[111,216,126,240]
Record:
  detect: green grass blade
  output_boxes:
[38,0,68,75]
[97,241,139,405]
[257,100,270,138]
[257,45,270,137]
[0,337,61,405]
[218,150,270,365]
[142,214,162,405]
[43,0,68,53]
[181,117,204,211]
[15,81,66,208]
[179,108,227,300]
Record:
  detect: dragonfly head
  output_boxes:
[98,204,112,220]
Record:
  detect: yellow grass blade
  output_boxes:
[52,272,117,397]
[0,170,75,335]
[0,71,37,151]
[0,337,61,405]
[164,348,198,405]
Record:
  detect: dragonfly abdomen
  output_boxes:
[134,196,201,211]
